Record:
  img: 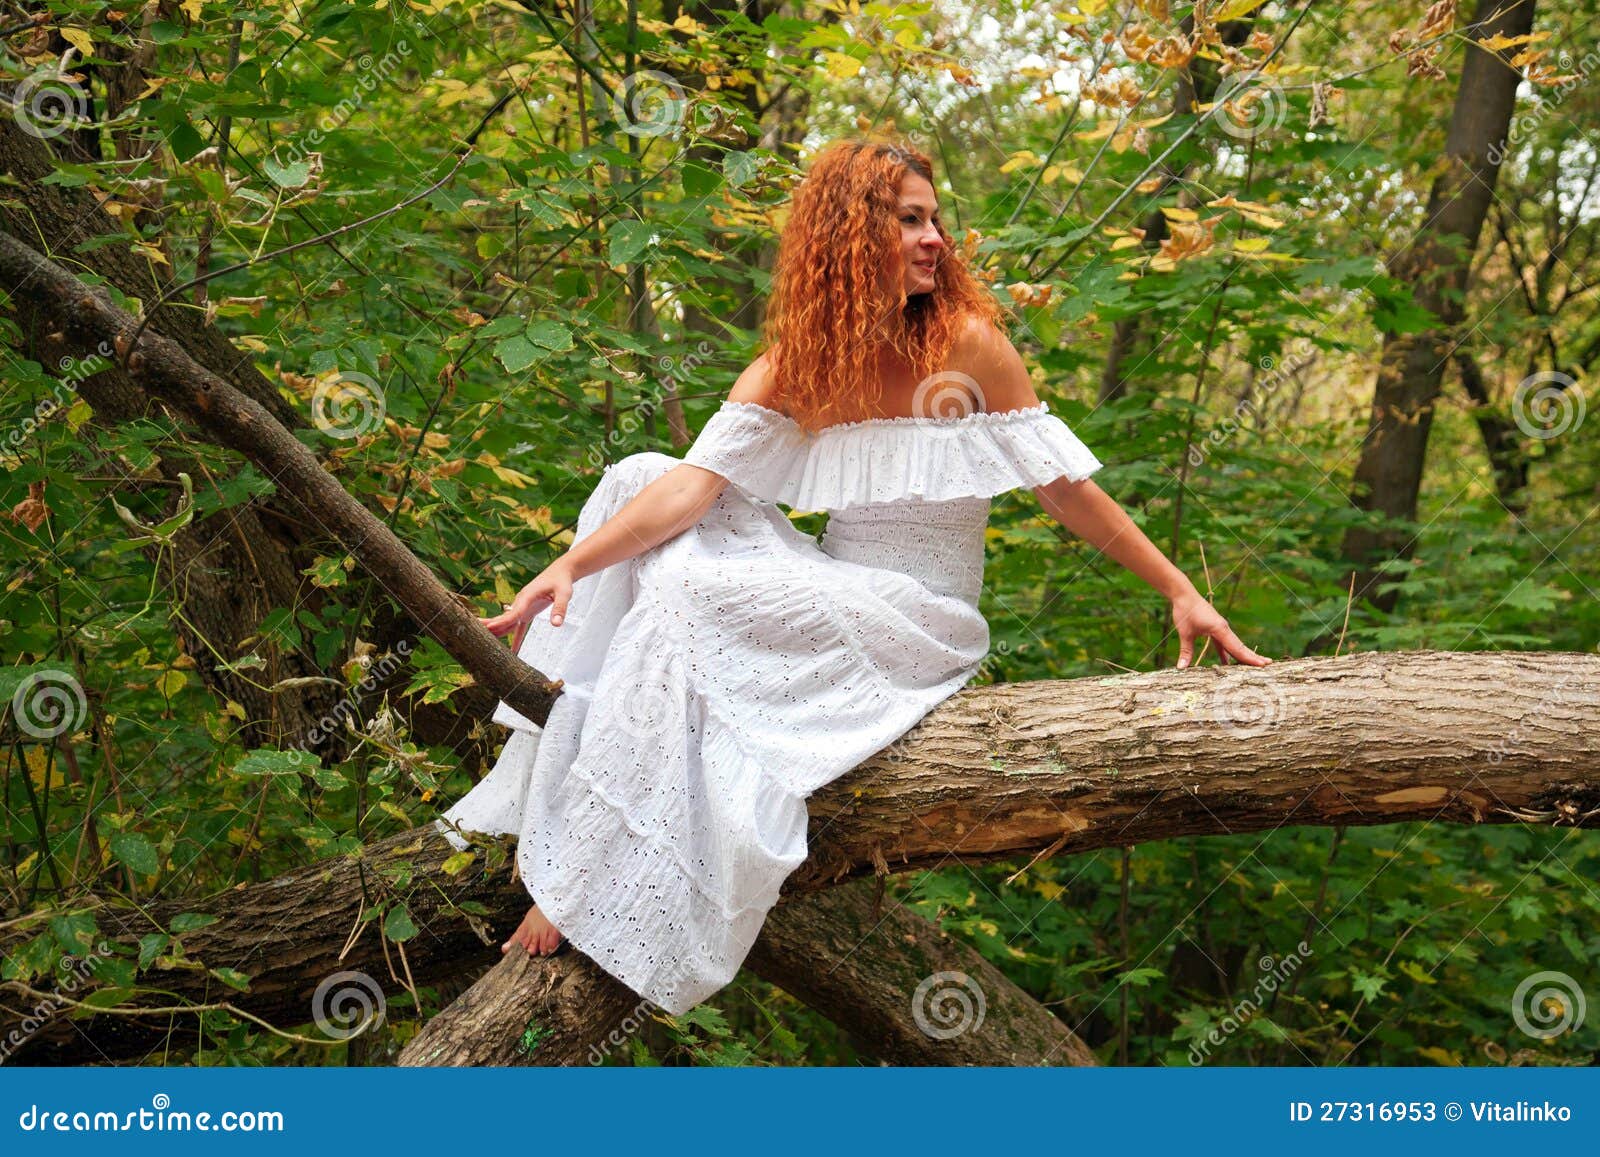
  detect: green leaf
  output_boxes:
[234,748,320,776]
[49,912,100,955]
[263,154,311,188]
[384,905,418,942]
[1350,969,1387,1001]
[526,319,573,351]
[137,933,171,970]
[494,334,542,374]
[607,220,654,265]
[110,832,160,877]
[170,912,219,933]
[77,987,137,1010]
[209,966,253,992]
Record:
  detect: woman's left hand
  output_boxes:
[1169,591,1272,668]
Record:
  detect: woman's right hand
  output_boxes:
[480,560,576,654]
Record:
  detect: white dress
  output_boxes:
[434,399,1103,1014]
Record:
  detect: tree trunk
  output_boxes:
[0,117,356,756]
[0,118,491,766]
[1454,350,1532,513]
[4,649,1595,1065]
[1339,0,1537,610]
[0,232,566,733]
[398,878,1099,1066]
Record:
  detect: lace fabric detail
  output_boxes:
[681,399,1103,512]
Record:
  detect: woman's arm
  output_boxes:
[947,315,1270,668]
[482,354,779,650]
[1035,475,1271,668]
[480,467,726,649]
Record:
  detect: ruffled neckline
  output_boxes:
[717,399,1051,435]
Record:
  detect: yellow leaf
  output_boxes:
[132,242,170,266]
[1415,1045,1460,1065]
[1160,206,1199,223]
[180,0,205,20]
[1043,164,1085,185]
[1233,236,1272,253]
[1399,960,1437,986]
[223,700,247,721]
[1111,235,1145,250]
[157,669,187,698]
[1074,120,1118,142]
[1215,0,1270,21]
[999,149,1042,174]
[60,27,95,57]
[26,747,66,790]
[824,52,863,80]
[490,464,538,489]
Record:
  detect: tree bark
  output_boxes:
[1339,0,1537,610]
[397,878,1099,1066]
[0,231,566,735]
[741,878,1099,1066]
[1453,349,1531,513]
[4,649,1595,1065]
[0,117,493,766]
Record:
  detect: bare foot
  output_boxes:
[501,902,564,957]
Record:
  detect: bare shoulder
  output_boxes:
[724,346,782,410]
[947,315,1041,414]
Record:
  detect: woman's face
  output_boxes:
[898,171,944,296]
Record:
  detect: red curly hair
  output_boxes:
[761,135,1007,434]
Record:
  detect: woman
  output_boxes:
[436,137,1270,1016]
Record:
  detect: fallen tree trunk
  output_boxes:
[4,650,1596,1064]
[0,229,564,733]
[398,878,1098,1066]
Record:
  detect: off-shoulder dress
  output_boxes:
[434,399,1103,1014]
